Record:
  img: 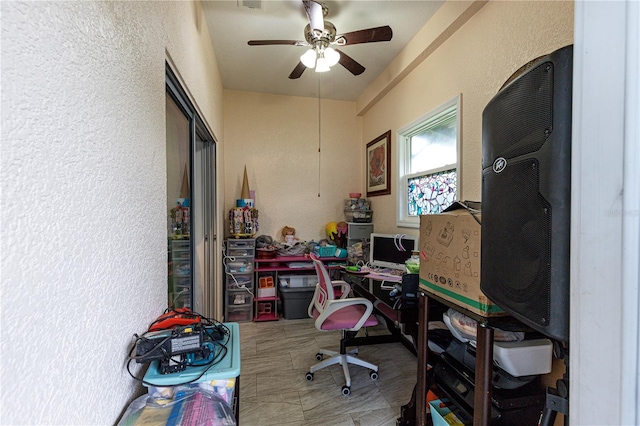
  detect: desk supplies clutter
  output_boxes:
[118,388,235,426]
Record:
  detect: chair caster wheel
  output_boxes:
[370,371,379,381]
[305,372,314,381]
[341,386,351,396]
[315,353,323,361]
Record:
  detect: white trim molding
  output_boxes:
[571,1,640,424]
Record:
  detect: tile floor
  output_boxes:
[237,317,418,426]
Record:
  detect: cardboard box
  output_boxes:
[419,202,506,317]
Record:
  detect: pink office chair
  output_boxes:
[305,252,379,395]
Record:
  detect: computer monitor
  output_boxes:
[369,233,418,270]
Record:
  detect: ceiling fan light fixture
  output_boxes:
[248,3,393,79]
[315,56,330,72]
[324,47,340,67]
[300,48,317,68]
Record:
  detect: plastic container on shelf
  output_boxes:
[344,198,373,222]
[344,209,373,223]
[344,198,371,210]
[313,245,337,257]
[257,276,276,297]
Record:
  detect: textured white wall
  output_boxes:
[223,90,362,242]
[360,0,574,235]
[1,1,223,424]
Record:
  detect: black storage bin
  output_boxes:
[280,285,315,319]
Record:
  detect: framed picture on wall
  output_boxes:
[366,130,391,197]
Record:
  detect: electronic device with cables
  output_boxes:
[369,233,418,270]
[129,308,230,377]
[134,323,226,374]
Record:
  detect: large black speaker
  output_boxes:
[480,45,572,342]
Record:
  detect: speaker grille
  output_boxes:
[482,61,554,169]
[481,45,572,342]
[481,159,551,327]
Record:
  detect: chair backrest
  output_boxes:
[309,252,335,313]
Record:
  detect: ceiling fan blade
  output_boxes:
[289,61,307,79]
[248,40,307,46]
[337,25,393,45]
[335,49,365,76]
[303,0,324,32]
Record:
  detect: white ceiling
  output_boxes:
[202,0,445,101]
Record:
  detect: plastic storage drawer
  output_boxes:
[225,304,253,322]
[225,258,253,274]
[227,247,255,258]
[226,239,255,250]
[227,289,252,307]
[226,272,253,290]
[348,223,374,240]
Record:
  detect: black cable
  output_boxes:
[126,341,229,388]
[128,334,172,362]
[126,309,232,388]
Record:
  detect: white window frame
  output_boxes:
[396,94,461,228]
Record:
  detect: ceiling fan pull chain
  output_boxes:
[318,76,322,198]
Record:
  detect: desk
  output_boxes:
[342,272,419,355]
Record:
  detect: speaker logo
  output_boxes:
[493,157,507,173]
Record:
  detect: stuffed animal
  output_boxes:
[281,226,298,245]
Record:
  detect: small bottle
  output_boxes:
[406,251,420,274]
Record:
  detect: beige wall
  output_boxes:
[361,0,574,237]
[1,1,224,423]
[223,90,362,242]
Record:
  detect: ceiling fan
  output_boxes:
[247,0,393,79]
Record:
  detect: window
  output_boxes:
[397,95,460,228]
